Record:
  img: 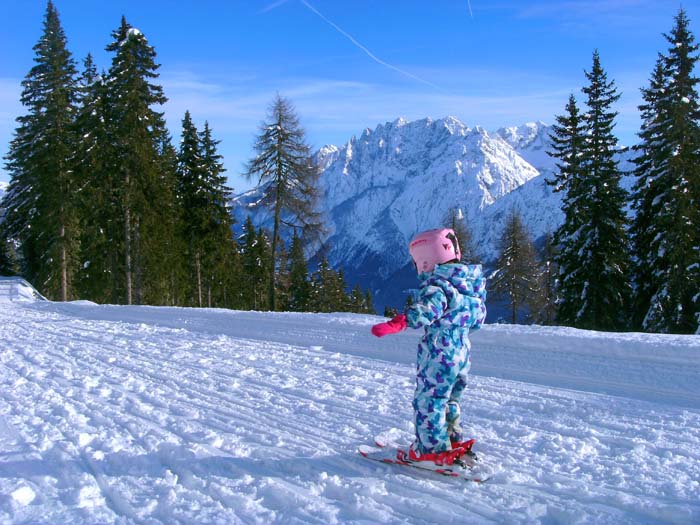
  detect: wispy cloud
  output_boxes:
[517,0,653,17]
[479,0,669,35]
[161,69,372,131]
[258,0,290,15]
[159,65,575,140]
[299,0,448,93]
[496,0,666,33]
[158,60,644,136]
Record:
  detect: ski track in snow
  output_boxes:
[0,301,699,524]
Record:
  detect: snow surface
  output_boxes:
[0,277,46,302]
[1,298,699,524]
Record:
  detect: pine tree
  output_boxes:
[533,232,559,325]
[104,17,170,304]
[309,256,339,312]
[549,53,631,331]
[348,284,366,313]
[239,217,271,310]
[348,284,362,311]
[490,209,540,324]
[0,235,10,276]
[577,50,632,330]
[177,111,207,305]
[73,54,114,302]
[383,305,399,318]
[220,238,242,310]
[245,94,323,311]
[631,9,700,334]
[631,57,672,330]
[287,232,311,311]
[0,235,17,276]
[147,115,184,305]
[364,290,375,315]
[199,121,234,307]
[3,1,79,300]
[404,293,415,312]
[176,115,233,308]
[336,268,350,311]
[254,227,272,310]
[546,94,587,326]
[238,218,256,309]
[444,207,477,263]
[547,94,586,194]
[309,256,329,312]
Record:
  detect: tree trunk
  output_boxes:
[171,272,177,307]
[269,202,281,311]
[134,217,141,304]
[60,221,68,302]
[124,205,132,305]
[195,251,202,307]
[268,150,284,311]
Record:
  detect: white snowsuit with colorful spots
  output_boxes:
[405,263,487,453]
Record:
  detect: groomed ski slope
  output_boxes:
[1,298,699,524]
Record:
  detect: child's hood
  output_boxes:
[423,263,484,295]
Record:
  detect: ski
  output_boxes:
[358,443,492,482]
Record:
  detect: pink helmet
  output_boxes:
[409,228,461,273]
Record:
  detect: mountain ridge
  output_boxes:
[232,116,562,309]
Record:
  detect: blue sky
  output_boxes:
[1,1,698,192]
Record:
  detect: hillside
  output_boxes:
[1,293,699,524]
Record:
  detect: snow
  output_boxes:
[119,28,144,47]
[0,277,46,302]
[1,298,699,524]
[10,486,35,506]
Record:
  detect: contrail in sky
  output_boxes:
[259,0,290,14]
[467,1,473,18]
[299,0,446,93]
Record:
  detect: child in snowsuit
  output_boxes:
[371,228,487,465]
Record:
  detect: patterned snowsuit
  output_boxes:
[405,263,487,454]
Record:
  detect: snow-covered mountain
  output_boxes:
[1,290,699,523]
[312,117,543,270]
[231,116,635,311]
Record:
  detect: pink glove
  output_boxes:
[371,314,407,338]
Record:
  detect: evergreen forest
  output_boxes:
[0,2,373,315]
